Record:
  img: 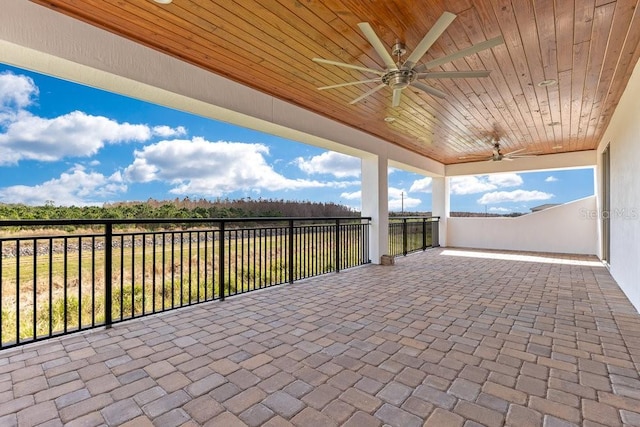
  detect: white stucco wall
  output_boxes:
[597,59,640,312]
[448,196,598,255]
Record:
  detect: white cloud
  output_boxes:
[451,173,523,195]
[125,137,353,197]
[0,111,151,164]
[477,190,554,204]
[409,177,432,193]
[340,190,361,200]
[0,164,126,206]
[152,125,187,137]
[294,151,360,178]
[489,207,511,213]
[0,72,38,113]
[488,173,523,187]
[450,176,497,195]
[545,176,558,182]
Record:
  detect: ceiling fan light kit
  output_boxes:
[313,11,504,108]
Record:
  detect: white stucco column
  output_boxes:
[431,177,450,247]
[362,154,389,264]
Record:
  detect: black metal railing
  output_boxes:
[0,217,370,349]
[388,216,439,256]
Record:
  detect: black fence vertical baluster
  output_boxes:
[78,238,82,329]
[105,223,113,329]
[162,233,166,311]
[120,235,124,321]
[16,240,20,343]
[219,222,225,301]
[188,231,192,305]
[33,239,37,340]
[63,238,68,333]
[49,238,53,334]
[335,219,340,272]
[142,234,146,315]
[198,231,208,302]
[131,235,135,318]
[152,234,157,312]
[171,232,175,308]
[234,230,239,294]
[288,220,294,284]
[91,236,95,327]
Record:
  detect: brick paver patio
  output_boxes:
[1,248,639,426]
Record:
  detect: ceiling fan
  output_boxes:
[459,137,540,162]
[312,12,504,108]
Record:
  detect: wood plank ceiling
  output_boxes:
[31,0,640,165]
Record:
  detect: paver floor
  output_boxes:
[1,248,639,426]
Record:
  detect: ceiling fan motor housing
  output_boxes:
[383,69,415,89]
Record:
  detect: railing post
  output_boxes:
[422,218,427,250]
[288,220,294,284]
[402,218,408,256]
[335,219,341,272]
[432,218,440,247]
[104,223,112,328]
[219,221,225,301]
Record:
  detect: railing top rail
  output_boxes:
[389,216,440,220]
[0,216,372,227]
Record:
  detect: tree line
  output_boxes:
[0,197,359,220]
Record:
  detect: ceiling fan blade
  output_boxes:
[416,70,491,79]
[392,88,403,107]
[318,78,381,90]
[503,157,514,161]
[312,58,385,76]
[357,23,398,71]
[414,36,505,72]
[403,12,457,69]
[349,83,386,104]
[410,81,447,98]
[503,148,527,156]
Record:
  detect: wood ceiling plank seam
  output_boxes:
[592,0,640,138]
[570,40,591,152]
[533,0,562,149]
[577,2,616,149]
[584,0,637,148]
[512,1,556,152]
[574,0,598,44]
[555,0,576,73]
[557,70,573,148]
[490,0,544,146]
[569,0,596,151]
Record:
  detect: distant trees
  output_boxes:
[0,197,360,220]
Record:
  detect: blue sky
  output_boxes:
[0,63,594,213]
